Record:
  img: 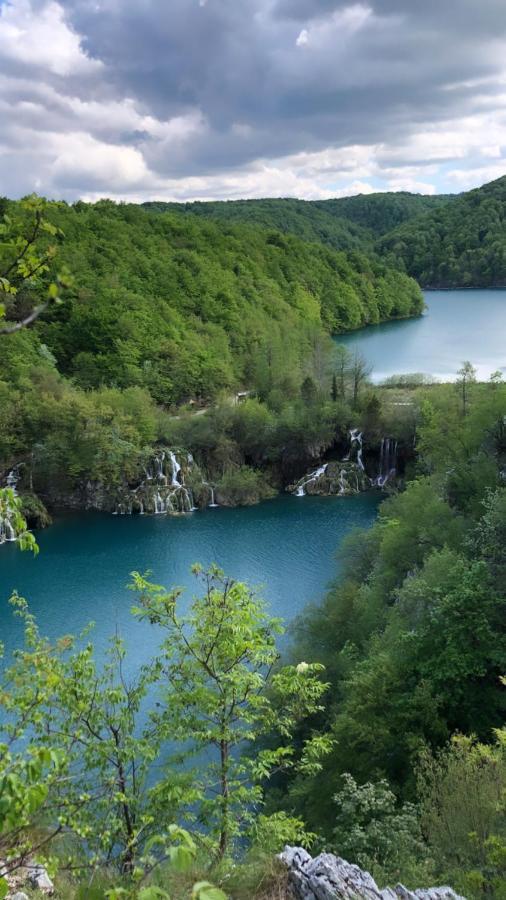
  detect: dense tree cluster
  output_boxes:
[143,197,370,253]
[379,176,506,286]
[271,376,506,896]
[146,192,448,251]
[314,192,451,237]
[0,198,422,409]
[151,178,506,290]
[0,197,423,508]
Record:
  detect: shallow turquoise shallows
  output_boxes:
[0,495,379,668]
[337,289,506,382]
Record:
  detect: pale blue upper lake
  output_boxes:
[1,289,505,662]
[338,289,506,382]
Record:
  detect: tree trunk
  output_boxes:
[218,738,229,859]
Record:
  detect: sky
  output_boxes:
[1,0,506,202]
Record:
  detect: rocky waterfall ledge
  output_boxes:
[289,430,400,498]
[279,847,464,900]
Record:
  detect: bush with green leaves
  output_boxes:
[330,774,431,885]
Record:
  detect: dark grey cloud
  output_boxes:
[55,0,506,177]
[1,0,506,199]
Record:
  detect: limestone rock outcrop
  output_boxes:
[279,847,464,900]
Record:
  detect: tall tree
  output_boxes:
[131,564,332,859]
[350,349,372,407]
[456,360,477,416]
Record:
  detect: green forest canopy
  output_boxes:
[147,175,506,289]
[4,198,423,407]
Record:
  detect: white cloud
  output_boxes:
[51,132,149,189]
[0,0,101,76]
[295,3,373,49]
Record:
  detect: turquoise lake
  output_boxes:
[1,288,505,660]
[0,496,379,667]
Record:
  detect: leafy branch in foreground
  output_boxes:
[0,487,38,553]
[131,564,332,860]
[0,194,71,334]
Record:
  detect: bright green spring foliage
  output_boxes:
[0,194,70,334]
[2,197,423,406]
[329,774,430,886]
[0,596,72,888]
[0,566,329,897]
[272,379,506,896]
[0,488,38,553]
[418,728,506,898]
[131,564,332,860]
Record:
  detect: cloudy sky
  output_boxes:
[1,0,506,202]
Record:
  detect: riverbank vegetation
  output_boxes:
[1,372,505,898]
[270,373,506,897]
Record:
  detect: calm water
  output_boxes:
[338,289,506,382]
[0,495,379,666]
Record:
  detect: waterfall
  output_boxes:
[6,468,20,492]
[347,429,364,471]
[154,450,167,484]
[112,448,215,517]
[208,485,219,508]
[168,451,181,487]
[0,516,16,544]
[375,438,398,487]
[294,463,328,497]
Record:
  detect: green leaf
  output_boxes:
[138,888,171,900]
[192,882,227,900]
[0,877,8,900]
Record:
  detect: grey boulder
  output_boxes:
[279,847,465,900]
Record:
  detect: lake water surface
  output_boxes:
[338,289,506,382]
[0,495,379,666]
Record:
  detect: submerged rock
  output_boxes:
[279,847,464,900]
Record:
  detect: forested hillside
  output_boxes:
[143,197,371,253]
[272,376,506,896]
[143,192,449,251]
[149,180,506,289]
[315,191,451,236]
[379,176,506,286]
[8,199,422,406]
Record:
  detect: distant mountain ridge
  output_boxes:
[144,176,506,288]
[378,175,506,287]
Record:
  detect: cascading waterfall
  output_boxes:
[375,438,398,487]
[294,464,328,497]
[348,429,364,471]
[168,451,181,487]
[291,429,373,498]
[114,449,205,517]
[6,468,20,491]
